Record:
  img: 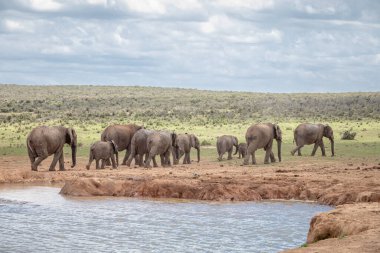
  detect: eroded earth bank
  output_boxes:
[1,156,379,252]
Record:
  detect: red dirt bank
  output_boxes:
[1,156,380,252]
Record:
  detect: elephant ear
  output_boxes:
[190,134,195,147]
[324,125,333,137]
[67,128,77,146]
[274,124,282,141]
[171,132,177,147]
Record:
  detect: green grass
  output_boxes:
[0,85,379,160]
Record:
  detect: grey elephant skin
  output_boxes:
[86,140,118,170]
[26,126,77,171]
[125,129,157,167]
[101,124,143,165]
[291,123,335,157]
[174,133,200,164]
[243,123,282,165]
[216,135,239,161]
[238,143,247,159]
[145,131,178,168]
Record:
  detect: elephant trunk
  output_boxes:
[196,147,200,163]
[234,144,238,155]
[277,140,282,162]
[330,138,335,157]
[71,145,77,168]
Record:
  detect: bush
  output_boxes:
[341,130,357,140]
[201,140,212,146]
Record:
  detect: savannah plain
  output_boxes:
[1,84,380,252]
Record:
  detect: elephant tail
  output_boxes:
[110,140,118,154]
[27,138,37,157]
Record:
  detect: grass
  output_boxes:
[0,85,379,161]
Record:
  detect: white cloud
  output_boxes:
[214,0,274,11]
[0,0,379,92]
[28,0,63,11]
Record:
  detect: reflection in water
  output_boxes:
[0,186,331,252]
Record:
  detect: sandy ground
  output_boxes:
[0,155,379,252]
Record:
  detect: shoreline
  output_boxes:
[0,156,379,252]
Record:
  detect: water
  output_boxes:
[0,186,331,253]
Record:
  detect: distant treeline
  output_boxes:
[1,85,379,124]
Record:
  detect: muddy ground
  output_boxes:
[1,155,379,252]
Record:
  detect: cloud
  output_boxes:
[0,0,379,92]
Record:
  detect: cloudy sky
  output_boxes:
[0,0,379,92]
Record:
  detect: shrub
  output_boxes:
[201,140,212,146]
[341,130,356,140]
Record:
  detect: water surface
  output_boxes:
[0,186,331,252]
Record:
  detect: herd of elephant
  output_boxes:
[26,122,334,171]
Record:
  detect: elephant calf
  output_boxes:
[145,131,178,168]
[126,129,158,168]
[86,140,118,170]
[238,143,247,159]
[216,135,239,161]
[174,133,200,165]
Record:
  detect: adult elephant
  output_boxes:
[145,131,178,168]
[101,124,143,165]
[243,123,282,165]
[291,123,334,157]
[174,133,200,164]
[216,135,239,161]
[125,129,157,167]
[26,126,77,171]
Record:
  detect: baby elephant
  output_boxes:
[238,143,247,159]
[86,140,118,170]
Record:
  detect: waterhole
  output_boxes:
[0,186,331,252]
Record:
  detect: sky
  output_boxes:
[0,0,379,92]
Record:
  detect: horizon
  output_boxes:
[0,1,379,92]
[1,83,379,94]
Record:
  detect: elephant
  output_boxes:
[238,143,247,159]
[145,131,178,168]
[216,135,239,161]
[26,126,77,171]
[291,123,334,157]
[86,140,118,170]
[125,129,158,167]
[173,133,200,164]
[243,123,282,165]
[101,124,143,165]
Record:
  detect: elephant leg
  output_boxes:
[111,155,117,169]
[100,159,106,169]
[264,147,272,164]
[86,156,93,170]
[320,141,326,156]
[166,150,171,166]
[31,153,48,171]
[59,152,65,171]
[311,142,319,156]
[86,152,94,170]
[122,147,131,165]
[152,156,158,167]
[270,151,276,163]
[49,150,63,171]
[187,152,191,164]
[251,152,257,165]
[95,159,100,170]
[238,152,241,159]
[145,151,156,168]
[27,148,36,164]
[291,144,303,156]
[160,154,165,167]
[227,148,233,160]
[183,153,188,164]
